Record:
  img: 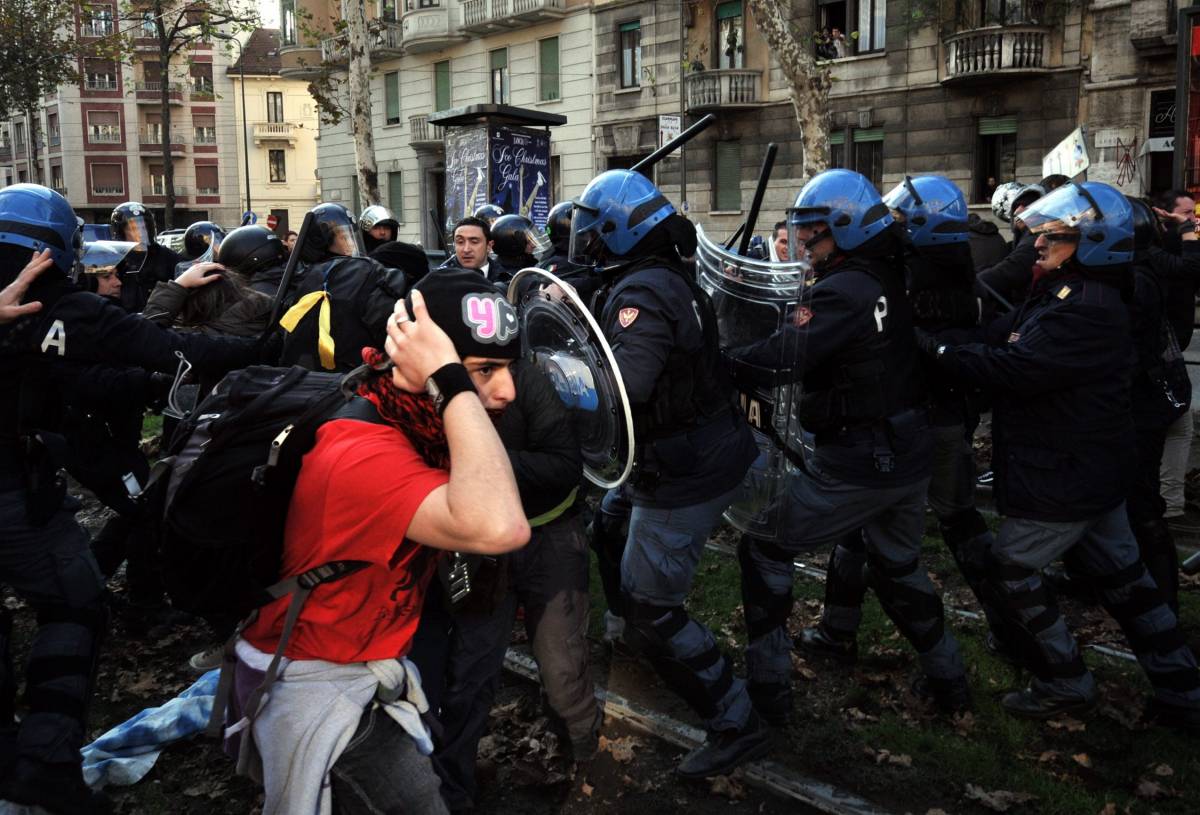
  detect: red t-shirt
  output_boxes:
[242,419,449,663]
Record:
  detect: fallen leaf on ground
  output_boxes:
[1072,753,1093,769]
[598,734,641,764]
[790,652,817,681]
[1135,778,1175,799]
[1097,805,1116,815]
[1150,762,1174,777]
[926,810,949,815]
[963,783,1038,812]
[1037,751,1059,764]
[580,782,593,797]
[953,711,976,736]
[1046,716,1086,732]
[708,774,746,800]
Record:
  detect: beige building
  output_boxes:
[228,28,322,236]
[0,4,245,228]
[280,0,595,247]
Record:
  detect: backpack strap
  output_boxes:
[206,559,370,744]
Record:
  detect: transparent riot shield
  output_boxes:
[694,225,813,542]
[507,268,636,489]
[76,240,139,278]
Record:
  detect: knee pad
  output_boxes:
[737,536,793,640]
[624,601,731,719]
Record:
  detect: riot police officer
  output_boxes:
[924,183,1200,728]
[0,184,258,813]
[216,224,288,297]
[278,202,408,372]
[569,169,765,778]
[977,183,1043,312]
[108,202,184,312]
[732,169,969,717]
[359,204,399,253]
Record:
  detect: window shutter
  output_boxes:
[619,20,640,32]
[853,127,884,143]
[539,37,560,101]
[715,141,742,211]
[716,1,742,21]
[490,48,507,71]
[434,61,451,112]
[829,131,845,145]
[978,116,1018,135]
[385,72,400,123]
[389,171,403,213]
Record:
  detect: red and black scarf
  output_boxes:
[355,347,450,470]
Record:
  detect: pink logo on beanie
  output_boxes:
[463,294,518,344]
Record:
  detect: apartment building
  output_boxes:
[228,28,321,237]
[0,4,244,228]
[281,0,595,247]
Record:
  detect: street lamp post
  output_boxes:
[216,32,252,220]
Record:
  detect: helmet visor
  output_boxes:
[567,202,605,266]
[325,221,367,257]
[882,176,922,213]
[1014,183,1101,236]
[121,216,153,249]
[75,240,137,281]
[520,221,553,261]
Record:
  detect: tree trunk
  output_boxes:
[161,48,175,229]
[344,0,380,207]
[746,0,831,179]
[26,109,42,185]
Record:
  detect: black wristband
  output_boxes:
[1178,220,1196,236]
[425,363,475,416]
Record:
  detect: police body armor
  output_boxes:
[694,225,812,542]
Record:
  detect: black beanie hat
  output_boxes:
[411,268,520,360]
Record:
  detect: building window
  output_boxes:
[51,165,64,191]
[829,131,846,168]
[281,0,297,45]
[47,113,60,146]
[138,11,156,37]
[975,116,1017,203]
[388,171,403,214]
[434,60,451,112]
[380,0,397,22]
[194,114,216,144]
[87,111,121,143]
[406,0,440,9]
[713,140,742,211]
[267,92,284,124]
[539,37,560,102]
[853,128,884,190]
[269,149,287,183]
[384,72,400,125]
[148,163,166,195]
[84,6,114,37]
[190,63,214,96]
[815,1,886,56]
[91,163,123,195]
[196,164,219,195]
[490,48,509,105]
[84,59,117,91]
[716,1,745,70]
[619,21,641,88]
[13,123,25,151]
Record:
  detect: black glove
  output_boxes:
[913,328,943,359]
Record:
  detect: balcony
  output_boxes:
[83,78,118,91]
[0,146,10,162]
[943,25,1050,84]
[460,0,565,33]
[196,186,220,196]
[190,83,216,101]
[402,5,467,53]
[320,35,348,65]
[409,113,444,151]
[279,44,326,80]
[147,183,187,198]
[138,129,187,153]
[48,133,61,148]
[684,69,763,113]
[92,185,125,196]
[253,121,298,145]
[194,128,218,146]
[81,22,114,38]
[371,20,404,59]
[88,128,122,144]
[135,81,185,104]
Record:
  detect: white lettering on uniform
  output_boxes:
[873,296,888,333]
[40,320,66,356]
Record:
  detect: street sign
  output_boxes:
[242,211,257,226]
[658,114,682,149]
[266,213,279,231]
[1042,126,1089,179]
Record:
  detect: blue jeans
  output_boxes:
[330,703,448,815]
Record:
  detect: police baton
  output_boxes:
[1183,550,1200,576]
[976,276,1014,313]
[738,143,778,257]
[723,223,746,251]
[631,114,716,172]
[266,209,313,332]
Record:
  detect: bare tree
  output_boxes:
[0,0,81,185]
[102,1,258,227]
[745,0,832,178]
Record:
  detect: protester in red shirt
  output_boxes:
[232,269,530,815]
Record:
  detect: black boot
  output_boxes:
[794,625,858,665]
[912,675,972,714]
[0,757,112,815]
[676,711,770,779]
[1134,519,1180,616]
[1000,687,1096,720]
[747,681,792,726]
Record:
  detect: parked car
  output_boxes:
[156,228,186,254]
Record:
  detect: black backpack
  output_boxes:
[157,364,379,620]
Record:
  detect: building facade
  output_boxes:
[228,28,322,237]
[0,3,245,228]
[284,0,595,247]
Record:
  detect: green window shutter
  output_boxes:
[434,61,451,112]
[388,171,403,215]
[978,116,1018,135]
[716,1,743,21]
[853,127,884,143]
[539,37,560,102]
[715,141,742,211]
[829,131,846,145]
[490,48,507,71]
[385,72,400,124]
[619,20,640,32]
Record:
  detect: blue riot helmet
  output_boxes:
[787,168,893,255]
[568,170,675,265]
[1015,181,1134,267]
[0,183,83,274]
[882,175,969,246]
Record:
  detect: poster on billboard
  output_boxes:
[1042,126,1090,179]
[489,126,552,229]
[444,125,490,231]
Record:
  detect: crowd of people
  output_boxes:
[0,162,1198,814]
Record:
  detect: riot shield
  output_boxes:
[507,267,635,489]
[694,224,813,542]
[77,240,139,275]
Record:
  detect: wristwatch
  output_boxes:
[425,363,475,416]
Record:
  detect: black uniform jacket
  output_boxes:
[935,266,1135,522]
